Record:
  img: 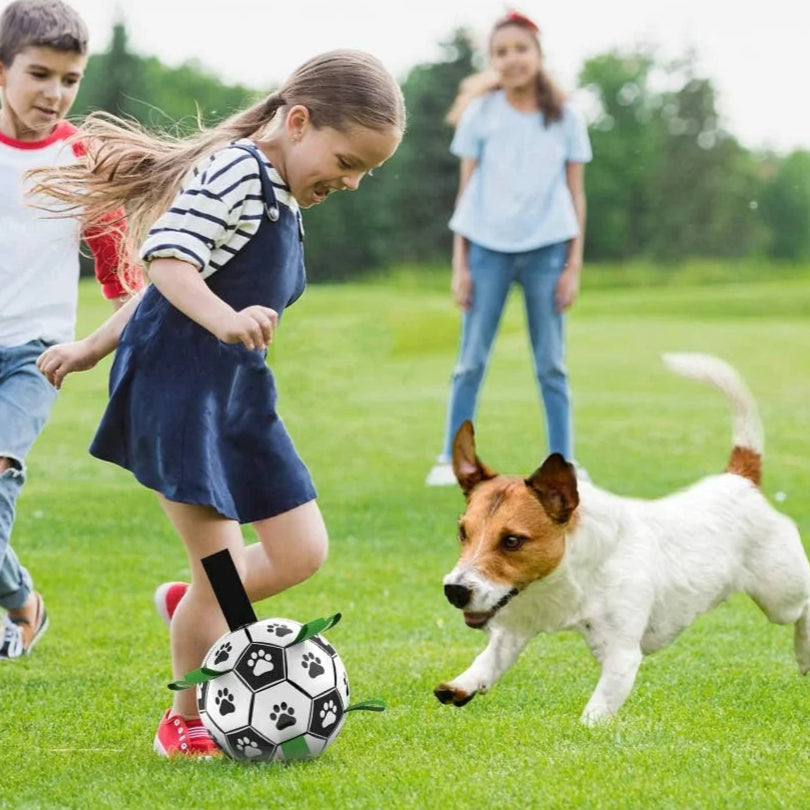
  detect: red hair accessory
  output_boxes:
[497,9,540,34]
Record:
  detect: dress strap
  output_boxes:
[229,143,281,222]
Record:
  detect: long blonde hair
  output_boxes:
[30,48,406,279]
[445,12,565,127]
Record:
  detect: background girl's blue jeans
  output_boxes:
[439,240,573,461]
[0,340,57,610]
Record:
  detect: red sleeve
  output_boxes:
[82,211,143,298]
[70,135,144,298]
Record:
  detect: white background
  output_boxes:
[16,0,809,153]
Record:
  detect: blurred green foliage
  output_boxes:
[72,23,810,282]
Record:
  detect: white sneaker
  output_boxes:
[425,462,457,487]
[0,615,23,660]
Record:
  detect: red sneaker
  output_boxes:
[153,582,189,627]
[153,709,221,757]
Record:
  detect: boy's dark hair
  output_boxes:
[0,0,88,66]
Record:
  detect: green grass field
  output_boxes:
[3,271,810,809]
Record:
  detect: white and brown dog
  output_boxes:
[435,353,810,725]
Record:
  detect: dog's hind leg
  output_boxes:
[743,515,810,619]
[743,529,810,674]
[794,602,810,675]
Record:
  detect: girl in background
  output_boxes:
[426,10,591,486]
[36,48,405,756]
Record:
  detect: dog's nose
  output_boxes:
[444,583,471,609]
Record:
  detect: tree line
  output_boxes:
[73,24,810,282]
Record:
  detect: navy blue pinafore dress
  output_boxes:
[90,144,316,523]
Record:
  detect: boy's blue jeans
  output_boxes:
[0,340,57,610]
[440,240,573,461]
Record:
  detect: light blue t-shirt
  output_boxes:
[448,91,592,253]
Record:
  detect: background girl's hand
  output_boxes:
[215,305,278,350]
[555,262,582,312]
[451,260,473,310]
[36,340,100,389]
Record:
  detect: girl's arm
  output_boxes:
[38,255,279,389]
[451,157,478,310]
[36,290,144,389]
[146,258,277,350]
[556,161,587,312]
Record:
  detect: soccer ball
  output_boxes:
[197,617,349,762]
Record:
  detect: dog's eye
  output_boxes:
[458,524,467,544]
[500,535,526,551]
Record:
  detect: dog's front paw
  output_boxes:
[434,682,476,707]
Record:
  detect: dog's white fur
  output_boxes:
[436,353,810,725]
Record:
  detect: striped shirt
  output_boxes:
[140,140,298,279]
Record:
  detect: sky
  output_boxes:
[31,0,810,153]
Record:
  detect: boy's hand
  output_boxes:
[36,340,99,389]
[214,306,278,351]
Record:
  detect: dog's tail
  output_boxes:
[662,352,763,485]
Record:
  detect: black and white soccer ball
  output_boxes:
[197,617,349,762]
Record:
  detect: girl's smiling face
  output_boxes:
[265,106,402,208]
[0,45,86,141]
[489,24,543,93]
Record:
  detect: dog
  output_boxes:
[434,353,810,725]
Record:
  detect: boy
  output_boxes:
[0,0,136,660]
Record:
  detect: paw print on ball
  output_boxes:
[249,649,274,677]
[213,641,232,665]
[235,643,284,689]
[215,687,236,716]
[235,736,265,760]
[269,702,297,731]
[319,699,338,728]
[301,651,325,679]
[265,622,294,638]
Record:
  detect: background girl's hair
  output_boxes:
[0,0,89,64]
[28,48,406,282]
[445,12,565,127]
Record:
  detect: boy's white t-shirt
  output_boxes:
[0,121,126,347]
[449,91,593,253]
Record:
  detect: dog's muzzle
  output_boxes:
[444,584,472,609]
[443,583,520,628]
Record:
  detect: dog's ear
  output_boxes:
[525,453,579,523]
[452,420,497,496]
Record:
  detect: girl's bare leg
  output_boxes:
[157,495,246,718]
[244,500,328,600]
[158,497,327,717]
